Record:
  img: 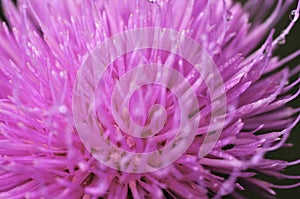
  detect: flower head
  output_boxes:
[0,0,300,198]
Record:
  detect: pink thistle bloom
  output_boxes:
[0,0,300,198]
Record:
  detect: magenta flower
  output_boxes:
[0,0,300,198]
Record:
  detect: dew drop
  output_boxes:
[289,10,297,21]
[278,36,286,45]
[59,105,67,114]
[178,59,183,66]
[192,166,199,171]
[148,0,156,3]
[59,71,66,78]
[225,11,233,22]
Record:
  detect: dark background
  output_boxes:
[0,0,299,198]
[260,1,300,198]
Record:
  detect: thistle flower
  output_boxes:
[0,0,300,198]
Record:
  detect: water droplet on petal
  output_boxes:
[225,11,233,22]
[59,105,67,114]
[289,10,297,21]
[278,36,286,45]
[59,71,66,78]
[178,59,183,66]
[148,0,156,3]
